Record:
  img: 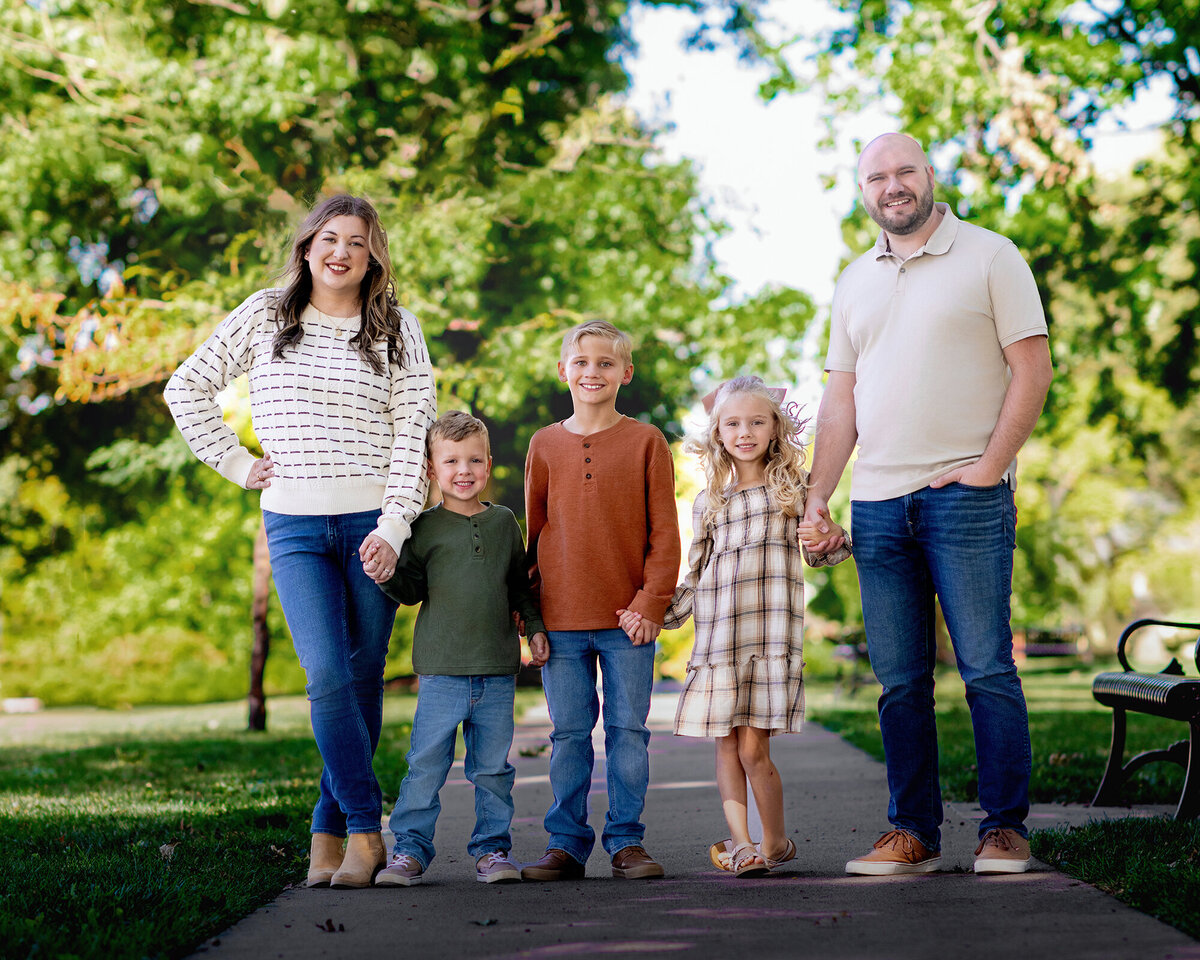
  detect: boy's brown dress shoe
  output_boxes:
[611,845,664,879]
[521,848,586,881]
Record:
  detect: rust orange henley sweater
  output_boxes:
[524,417,681,630]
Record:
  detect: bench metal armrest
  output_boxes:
[1115,618,1200,674]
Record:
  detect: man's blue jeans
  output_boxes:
[851,482,1031,850]
[263,509,398,836]
[540,628,655,862]
[388,674,517,868]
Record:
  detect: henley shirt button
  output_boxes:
[475,546,481,552]
[899,267,906,273]
[585,457,591,463]
[586,473,592,479]
[583,443,590,448]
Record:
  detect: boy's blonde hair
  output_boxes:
[428,410,490,457]
[560,320,634,368]
[688,376,809,527]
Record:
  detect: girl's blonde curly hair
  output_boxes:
[687,376,809,529]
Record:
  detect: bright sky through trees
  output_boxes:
[624,0,1171,305]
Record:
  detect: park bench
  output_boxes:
[1017,624,1083,658]
[1091,617,1200,820]
[831,634,873,698]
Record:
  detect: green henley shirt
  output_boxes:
[381,502,545,676]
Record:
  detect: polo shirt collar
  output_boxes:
[873,202,959,260]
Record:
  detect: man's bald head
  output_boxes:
[857,133,931,188]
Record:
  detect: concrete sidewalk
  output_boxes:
[192,694,1200,960]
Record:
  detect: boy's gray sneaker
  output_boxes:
[476,851,522,883]
[376,853,425,886]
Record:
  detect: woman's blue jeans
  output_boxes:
[540,628,655,862]
[388,674,517,869]
[851,482,1031,851]
[263,509,398,836]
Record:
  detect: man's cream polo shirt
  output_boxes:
[825,203,1048,502]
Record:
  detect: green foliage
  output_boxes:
[1032,819,1200,940]
[795,0,1200,640]
[832,0,1200,410]
[0,0,817,703]
[0,447,430,707]
[1,457,274,706]
[0,695,416,960]
[406,103,817,502]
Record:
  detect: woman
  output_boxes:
[165,195,436,889]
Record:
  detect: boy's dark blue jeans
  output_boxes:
[388,674,518,868]
[541,628,655,863]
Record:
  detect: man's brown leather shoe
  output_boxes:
[611,845,665,879]
[521,848,586,881]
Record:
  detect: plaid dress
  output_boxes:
[664,486,848,738]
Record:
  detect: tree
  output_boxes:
[0,0,818,710]
[795,0,1200,636]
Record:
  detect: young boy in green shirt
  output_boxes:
[376,411,549,886]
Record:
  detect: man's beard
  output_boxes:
[866,186,935,236]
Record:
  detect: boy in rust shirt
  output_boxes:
[521,320,681,881]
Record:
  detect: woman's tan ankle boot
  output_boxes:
[306,833,345,887]
[330,832,385,888]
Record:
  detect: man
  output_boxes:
[804,133,1053,876]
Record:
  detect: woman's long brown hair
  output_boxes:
[270,195,406,373]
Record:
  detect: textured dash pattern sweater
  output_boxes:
[164,289,437,551]
[525,417,681,629]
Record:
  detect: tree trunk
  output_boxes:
[248,518,271,732]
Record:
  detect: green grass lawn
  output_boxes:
[0,695,418,960]
[809,657,1200,939]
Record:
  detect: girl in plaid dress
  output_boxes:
[627,376,851,877]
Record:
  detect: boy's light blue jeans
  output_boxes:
[389,674,517,868]
[262,509,398,836]
[540,628,655,863]
[851,482,1032,852]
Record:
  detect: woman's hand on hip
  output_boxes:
[358,533,398,584]
[247,452,275,490]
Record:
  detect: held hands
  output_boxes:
[247,452,275,490]
[799,498,846,555]
[513,613,549,666]
[528,632,550,667]
[358,533,398,584]
[615,608,661,647]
